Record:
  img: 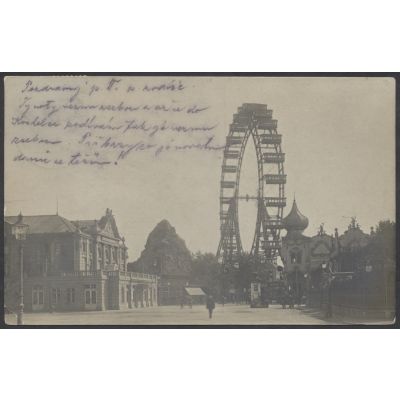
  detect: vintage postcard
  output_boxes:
[3,75,396,326]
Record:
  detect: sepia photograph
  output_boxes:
[2,3,399,400]
[2,75,397,326]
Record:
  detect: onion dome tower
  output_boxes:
[282,198,309,237]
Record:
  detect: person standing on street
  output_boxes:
[206,295,215,319]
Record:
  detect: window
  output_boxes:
[66,288,76,304]
[98,245,102,260]
[35,248,42,266]
[84,284,97,304]
[51,288,61,304]
[89,242,93,267]
[105,247,110,264]
[32,286,44,305]
[121,286,125,303]
[85,290,91,304]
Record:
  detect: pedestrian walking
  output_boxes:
[206,295,215,319]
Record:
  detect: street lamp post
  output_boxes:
[11,213,29,326]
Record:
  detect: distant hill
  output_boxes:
[128,220,192,277]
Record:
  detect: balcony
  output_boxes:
[264,174,286,184]
[263,153,285,163]
[57,270,105,278]
[116,271,157,282]
[264,197,286,207]
[260,134,282,145]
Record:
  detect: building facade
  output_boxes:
[280,201,395,318]
[280,199,313,302]
[4,209,158,312]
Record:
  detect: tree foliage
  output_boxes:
[372,220,396,262]
[190,252,221,294]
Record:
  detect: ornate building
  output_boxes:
[4,209,158,312]
[280,200,369,303]
[280,200,395,318]
[280,199,312,302]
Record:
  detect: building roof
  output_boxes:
[72,220,97,234]
[72,210,122,239]
[282,199,309,232]
[4,215,77,234]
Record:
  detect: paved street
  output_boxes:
[4,304,348,326]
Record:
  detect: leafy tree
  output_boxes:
[337,220,395,272]
[190,252,221,295]
[372,220,396,262]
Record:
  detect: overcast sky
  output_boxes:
[5,76,395,261]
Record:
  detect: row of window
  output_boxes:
[120,286,157,303]
[97,245,123,264]
[32,284,156,306]
[32,285,97,305]
[82,242,126,266]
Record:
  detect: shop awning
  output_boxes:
[185,287,206,296]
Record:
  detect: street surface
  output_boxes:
[4,304,349,326]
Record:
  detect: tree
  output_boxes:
[236,252,255,289]
[190,252,221,295]
[373,220,396,262]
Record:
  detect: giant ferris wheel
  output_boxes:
[216,103,286,271]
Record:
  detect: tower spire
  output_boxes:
[282,197,309,233]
